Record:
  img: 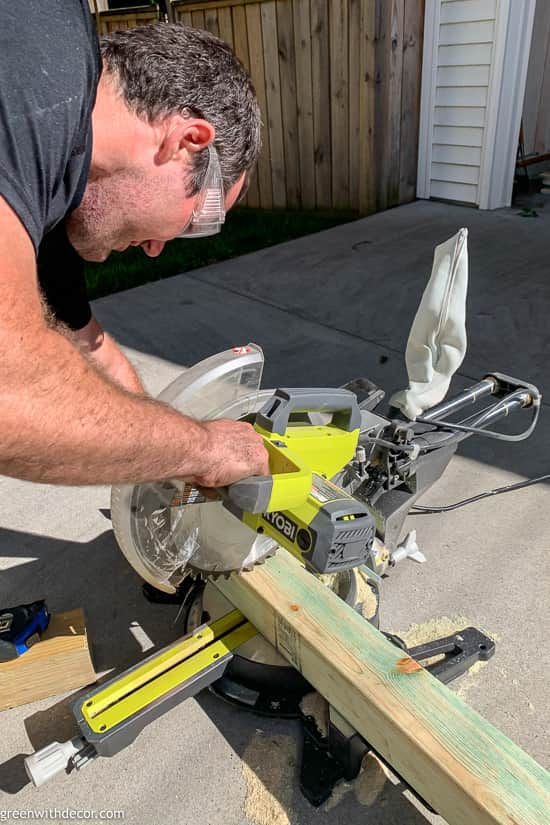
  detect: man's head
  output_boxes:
[66,23,261,262]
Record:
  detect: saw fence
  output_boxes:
[215,551,550,825]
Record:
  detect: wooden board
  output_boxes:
[172,0,268,11]
[358,0,376,213]
[375,0,404,210]
[261,1,286,208]
[348,0,362,210]
[216,6,234,48]
[203,6,220,37]
[246,2,273,209]
[329,0,350,208]
[276,0,300,208]
[399,0,424,203]
[231,3,260,207]
[0,609,96,711]
[214,552,550,825]
[310,0,332,207]
[292,0,315,209]
[191,9,205,28]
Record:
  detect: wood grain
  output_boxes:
[330,0,350,208]
[292,0,315,209]
[358,0,376,213]
[375,0,404,210]
[276,0,300,208]
[172,0,269,11]
[0,609,96,710]
[399,0,424,203]
[215,552,550,825]
[191,9,205,28]
[311,0,332,207]
[261,1,286,208]
[204,7,220,37]
[246,2,273,208]
[216,6,234,48]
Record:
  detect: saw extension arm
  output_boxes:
[344,372,542,555]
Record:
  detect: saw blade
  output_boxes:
[112,478,278,592]
[110,344,281,592]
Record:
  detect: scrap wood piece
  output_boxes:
[0,608,96,710]
[214,552,550,825]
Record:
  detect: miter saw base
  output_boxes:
[138,576,494,808]
[23,581,495,804]
[142,568,378,710]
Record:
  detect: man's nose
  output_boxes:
[141,240,166,257]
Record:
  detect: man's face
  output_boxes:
[66,156,243,262]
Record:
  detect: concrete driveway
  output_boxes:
[0,200,548,825]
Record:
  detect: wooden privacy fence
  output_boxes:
[90,4,160,32]
[92,0,425,214]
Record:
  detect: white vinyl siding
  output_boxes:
[439,0,496,24]
[418,0,498,203]
[432,144,482,165]
[436,65,490,86]
[433,125,483,147]
[419,0,536,208]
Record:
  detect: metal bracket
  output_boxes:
[298,626,495,807]
[403,625,495,684]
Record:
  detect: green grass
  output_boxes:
[84,207,359,299]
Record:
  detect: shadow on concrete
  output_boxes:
[195,689,436,825]
[0,523,189,795]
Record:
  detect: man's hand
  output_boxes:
[74,316,144,394]
[193,419,270,488]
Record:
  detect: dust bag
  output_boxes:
[390,228,468,420]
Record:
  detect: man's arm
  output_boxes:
[0,197,268,487]
[74,316,145,394]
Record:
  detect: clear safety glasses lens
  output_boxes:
[178,143,226,238]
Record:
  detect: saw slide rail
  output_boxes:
[214,552,550,825]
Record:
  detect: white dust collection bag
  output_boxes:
[390,228,468,420]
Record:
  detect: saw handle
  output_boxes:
[255,387,361,436]
[223,436,311,514]
[223,388,362,513]
[222,474,275,514]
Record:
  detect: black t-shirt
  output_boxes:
[0,0,101,329]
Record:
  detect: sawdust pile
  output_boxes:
[394,614,470,648]
[299,691,329,739]
[241,734,296,825]
[242,731,392,823]
[355,570,378,620]
[324,751,392,811]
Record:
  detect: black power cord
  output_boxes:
[410,474,550,515]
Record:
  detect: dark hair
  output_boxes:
[100,23,261,195]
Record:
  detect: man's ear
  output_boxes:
[155,115,215,166]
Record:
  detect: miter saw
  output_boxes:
[24,227,544,802]
[25,343,542,801]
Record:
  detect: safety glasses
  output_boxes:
[178,143,226,238]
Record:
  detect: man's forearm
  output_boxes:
[1,326,212,485]
[74,316,145,395]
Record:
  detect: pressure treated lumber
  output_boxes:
[215,553,550,825]
[0,609,96,710]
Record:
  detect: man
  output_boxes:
[0,3,269,487]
